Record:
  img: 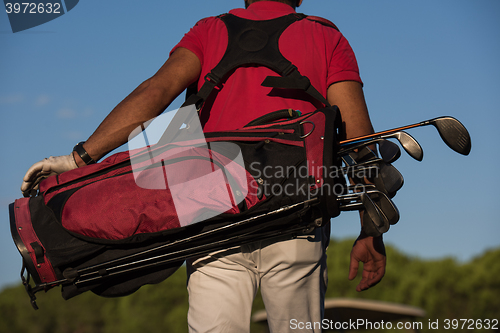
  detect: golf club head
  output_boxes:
[428,116,471,155]
[336,202,386,237]
[340,149,379,181]
[336,188,393,236]
[340,146,377,164]
[361,193,390,236]
[391,131,423,161]
[361,212,383,237]
[367,161,404,198]
[366,190,400,225]
[378,140,401,163]
[342,152,404,198]
[363,194,388,227]
[336,186,379,210]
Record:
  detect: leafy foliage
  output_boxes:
[1,239,498,333]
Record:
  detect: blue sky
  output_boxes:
[1,0,499,290]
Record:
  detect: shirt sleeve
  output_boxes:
[327,33,363,87]
[170,17,213,68]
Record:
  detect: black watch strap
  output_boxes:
[73,142,96,165]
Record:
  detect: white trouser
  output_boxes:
[186,226,329,333]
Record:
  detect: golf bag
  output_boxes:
[9,13,349,308]
[10,107,344,307]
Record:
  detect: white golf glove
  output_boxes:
[21,153,78,197]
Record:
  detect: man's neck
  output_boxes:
[245,0,295,10]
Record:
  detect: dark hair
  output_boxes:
[246,0,300,9]
[277,0,300,7]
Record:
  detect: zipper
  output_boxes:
[206,136,304,147]
[45,153,248,201]
[44,159,133,196]
[44,141,208,195]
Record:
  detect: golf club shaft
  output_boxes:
[340,123,424,145]
[341,132,423,161]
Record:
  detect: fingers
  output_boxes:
[20,157,61,194]
[22,188,38,198]
[22,159,46,182]
[21,159,47,193]
[31,174,50,190]
[349,235,386,292]
[348,256,359,281]
[349,257,383,292]
[21,173,53,196]
[356,265,385,292]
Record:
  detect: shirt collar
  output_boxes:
[246,1,296,14]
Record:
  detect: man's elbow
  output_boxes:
[134,77,173,108]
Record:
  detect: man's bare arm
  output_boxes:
[327,80,373,140]
[21,48,201,193]
[327,80,386,292]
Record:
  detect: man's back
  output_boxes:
[172,1,362,131]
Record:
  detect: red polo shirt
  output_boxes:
[171,1,362,132]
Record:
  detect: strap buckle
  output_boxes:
[282,64,298,77]
[204,72,221,86]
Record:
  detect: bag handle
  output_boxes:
[244,109,301,127]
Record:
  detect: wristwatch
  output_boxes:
[73,141,96,165]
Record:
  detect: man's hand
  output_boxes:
[21,154,78,197]
[348,233,386,292]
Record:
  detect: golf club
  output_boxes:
[337,190,393,235]
[378,140,401,164]
[340,116,471,156]
[338,192,386,230]
[339,141,401,164]
[340,131,423,162]
[342,152,404,198]
[367,190,400,225]
[338,189,399,225]
[362,210,388,237]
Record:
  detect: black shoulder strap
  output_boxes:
[160,13,330,144]
[199,13,329,106]
[210,14,304,84]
